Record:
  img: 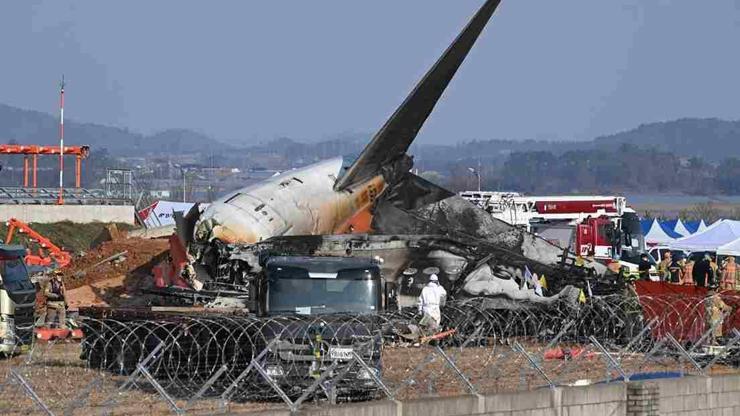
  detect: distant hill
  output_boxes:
[2,103,738,163]
[591,118,740,162]
[0,104,228,155]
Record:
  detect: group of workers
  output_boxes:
[632,251,736,343]
[637,252,739,290]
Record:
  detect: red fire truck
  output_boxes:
[458,192,647,265]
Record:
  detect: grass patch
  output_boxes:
[0,221,137,253]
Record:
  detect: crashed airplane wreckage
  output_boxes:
[166,0,620,313]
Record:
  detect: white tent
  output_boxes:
[696,220,709,233]
[645,219,683,245]
[670,220,740,252]
[673,219,692,237]
[717,237,740,256]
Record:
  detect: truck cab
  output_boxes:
[259,256,386,316]
[255,256,388,399]
[0,245,37,354]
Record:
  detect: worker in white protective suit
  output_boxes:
[417,274,447,333]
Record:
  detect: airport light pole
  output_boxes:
[467,159,482,192]
[57,75,65,205]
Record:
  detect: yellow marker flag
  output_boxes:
[578,289,586,304]
[539,274,548,289]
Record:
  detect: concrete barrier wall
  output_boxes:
[656,374,740,415]
[0,204,134,224]
[236,374,740,416]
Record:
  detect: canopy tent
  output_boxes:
[645,219,684,245]
[697,220,709,233]
[684,220,701,234]
[661,219,678,231]
[670,220,740,252]
[640,219,654,235]
[662,219,694,236]
[717,237,740,256]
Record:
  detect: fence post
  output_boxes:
[9,368,55,416]
[513,341,555,389]
[617,318,658,362]
[220,339,278,403]
[589,336,629,382]
[185,364,229,409]
[701,328,740,373]
[350,350,394,399]
[136,363,184,415]
[118,341,166,391]
[434,345,477,394]
[99,341,166,413]
[666,334,704,375]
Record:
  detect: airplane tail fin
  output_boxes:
[334,0,501,191]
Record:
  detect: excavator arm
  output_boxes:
[5,218,71,269]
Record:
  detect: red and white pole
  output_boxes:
[57,75,65,204]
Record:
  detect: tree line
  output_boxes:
[442,144,740,196]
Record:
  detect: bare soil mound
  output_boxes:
[63,237,169,290]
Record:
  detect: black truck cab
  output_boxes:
[259,256,386,317]
[0,245,37,353]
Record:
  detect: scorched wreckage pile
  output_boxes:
[170,0,612,312]
[29,0,690,404]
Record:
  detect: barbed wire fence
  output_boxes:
[1,294,739,415]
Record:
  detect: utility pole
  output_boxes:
[477,158,482,192]
[57,75,65,205]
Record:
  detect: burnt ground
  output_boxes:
[1,341,737,415]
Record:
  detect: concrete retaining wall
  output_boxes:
[656,374,740,415]
[235,374,740,416]
[0,204,134,224]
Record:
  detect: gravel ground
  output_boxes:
[1,341,737,415]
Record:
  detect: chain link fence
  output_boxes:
[1,294,739,415]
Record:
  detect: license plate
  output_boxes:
[329,346,353,360]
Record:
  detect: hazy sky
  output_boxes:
[2,1,740,144]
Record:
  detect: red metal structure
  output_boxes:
[4,218,71,268]
[0,144,90,190]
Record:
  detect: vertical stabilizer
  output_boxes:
[334,0,501,191]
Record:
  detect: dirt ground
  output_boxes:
[35,236,170,310]
[0,343,284,415]
[62,237,169,290]
[1,341,737,415]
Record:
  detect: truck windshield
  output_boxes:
[0,258,29,283]
[267,268,380,315]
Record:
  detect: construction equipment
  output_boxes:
[4,218,71,269]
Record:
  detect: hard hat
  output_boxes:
[429,274,439,282]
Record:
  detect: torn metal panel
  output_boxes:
[372,180,608,274]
